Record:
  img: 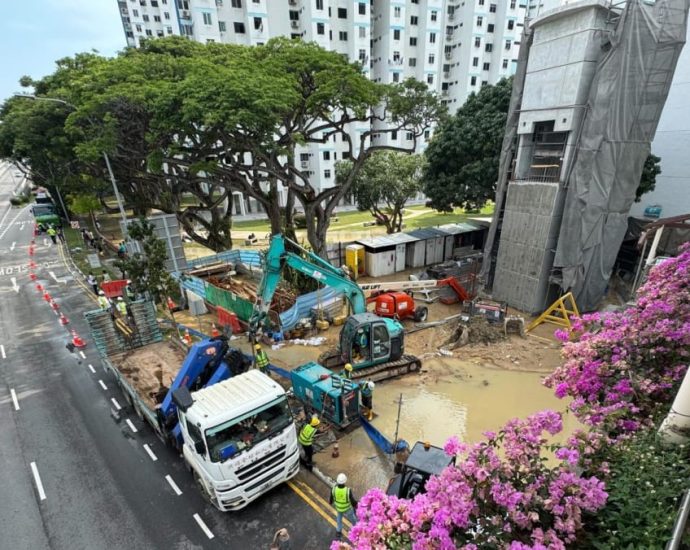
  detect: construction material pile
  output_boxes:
[207,275,296,313]
[443,317,506,349]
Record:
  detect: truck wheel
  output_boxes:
[193,471,214,505]
[413,307,428,322]
[409,360,421,372]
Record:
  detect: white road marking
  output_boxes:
[48,271,66,284]
[143,444,157,461]
[110,398,122,411]
[98,380,108,391]
[165,475,183,496]
[43,238,48,246]
[88,364,96,374]
[0,345,5,358]
[79,351,86,359]
[0,206,29,241]
[193,514,215,539]
[126,419,138,433]
[10,277,19,292]
[10,242,15,251]
[10,388,20,411]
[30,462,47,501]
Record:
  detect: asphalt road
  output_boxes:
[0,162,338,550]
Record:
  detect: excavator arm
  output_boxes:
[249,235,366,334]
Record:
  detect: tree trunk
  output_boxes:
[283,189,297,242]
[304,203,329,258]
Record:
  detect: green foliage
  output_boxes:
[337,152,425,234]
[68,193,100,216]
[424,78,512,212]
[636,153,662,202]
[115,219,174,304]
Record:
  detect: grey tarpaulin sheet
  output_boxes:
[553,0,689,311]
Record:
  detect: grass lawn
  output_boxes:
[63,226,121,282]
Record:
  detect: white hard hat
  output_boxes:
[336,473,347,485]
[368,381,375,390]
[126,280,132,284]
[118,296,123,301]
[98,290,105,295]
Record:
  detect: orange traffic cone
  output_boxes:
[50,300,60,311]
[211,324,220,338]
[167,296,176,311]
[29,261,36,268]
[29,273,37,281]
[43,292,52,302]
[183,329,192,346]
[72,330,86,349]
[59,313,69,326]
[28,248,34,256]
[36,283,43,292]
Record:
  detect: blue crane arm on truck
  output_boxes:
[249,234,367,334]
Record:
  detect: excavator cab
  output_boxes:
[340,313,404,369]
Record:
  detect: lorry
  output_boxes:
[84,301,300,511]
[30,202,60,227]
[249,235,422,382]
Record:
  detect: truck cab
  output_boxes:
[340,313,404,369]
[30,203,60,226]
[177,370,300,511]
[386,441,454,499]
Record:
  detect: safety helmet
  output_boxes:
[368,381,375,391]
[118,297,123,301]
[98,290,105,295]
[344,363,353,372]
[126,280,132,284]
[254,344,262,351]
[336,473,347,485]
[310,416,320,427]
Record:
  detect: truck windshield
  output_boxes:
[32,205,55,216]
[205,397,292,463]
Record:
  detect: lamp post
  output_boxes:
[13,94,129,232]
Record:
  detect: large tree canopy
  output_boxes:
[424,78,512,212]
[1,37,444,256]
[336,152,425,234]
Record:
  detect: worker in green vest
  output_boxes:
[125,280,136,302]
[342,363,353,380]
[329,472,358,540]
[115,297,128,317]
[254,344,270,374]
[298,416,319,471]
[47,225,57,244]
[97,290,110,311]
[360,380,375,421]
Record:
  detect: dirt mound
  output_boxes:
[443,317,505,349]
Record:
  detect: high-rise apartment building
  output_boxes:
[116,0,526,213]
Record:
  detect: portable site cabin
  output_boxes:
[436,222,489,259]
[406,228,446,266]
[355,233,417,276]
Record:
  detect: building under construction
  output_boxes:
[483,0,689,313]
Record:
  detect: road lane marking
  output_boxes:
[0,345,5,358]
[126,419,138,433]
[10,242,15,251]
[10,277,18,292]
[98,380,108,391]
[0,206,29,241]
[287,481,338,529]
[293,479,352,529]
[143,444,157,461]
[10,389,20,410]
[88,364,96,373]
[193,513,215,539]
[30,462,47,501]
[79,351,86,359]
[165,475,183,496]
[110,398,122,411]
[49,271,66,284]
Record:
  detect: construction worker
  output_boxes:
[298,416,319,471]
[125,280,136,302]
[115,297,128,317]
[254,343,270,374]
[330,473,358,540]
[360,380,375,420]
[47,225,57,244]
[342,363,353,380]
[87,272,98,295]
[97,290,110,311]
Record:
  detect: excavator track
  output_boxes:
[317,349,422,383]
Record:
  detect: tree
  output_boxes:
[636,153,661,202]
[336,152,425,233]
[115,219,174,304]
[424,78,512,212]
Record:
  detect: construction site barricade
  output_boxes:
[217,306,242,333]
[204,283,255,321]
[100,280,128,299]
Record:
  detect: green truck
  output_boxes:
[30,202,60,227]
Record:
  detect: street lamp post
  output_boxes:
[13,94,129,233]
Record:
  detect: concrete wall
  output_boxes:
[492,182,563,313]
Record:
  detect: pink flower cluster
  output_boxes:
[545,244,690,435]
[332,411,607,550]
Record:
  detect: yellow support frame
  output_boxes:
[526,292,580,333]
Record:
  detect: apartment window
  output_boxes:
[431,10,437,21]
[412,0,419,3]
[136,24,142,31]
[409,57,417,67]
[289,10,299,20]
[490,3,497,12]
[339,31,348,40]
[317,22,325,35]
[510,0,516,7]
[338,7,347,18]
[409,37,417,46]
[164,11,170,19]
[142,14,150,21]
[479,0,484,4]
[151,0,158,5]
[485,43,493,52]
[133,8,139,16]
[427,74,434,85]
[324,169,332,179]
[482,80,488,85]
[476,16,483,26]
[394,29,401,40]
[316,0,323,9]
[231,0,242,7]
[219,21,226,31]
[359,2,366,15]
[424,130,430,141]
[483,62,490,70]
[472,57,479,67]
[300,153,310,162]
[215,0,223,5]
[202,12,212,25]
[359,49,367,62]
[488,23,495,32]
[406,132,414,140]
[471,76,477,86]
[140,0,146,4]
[474,37,481,47]
[429,32,436,43]
[234,22,246,33]
[410,15,418,25]
[253,17,262,29]
[393,51,401,62]
[391,131,398,140]
[394,6,401,17]
[508,19,515,30]
[393,72,400,82]
[502,58,509,69]
[154,15,161,22]
[428,53,435,64]
[167,26,173,33]
[505,40,511,49]
[145,29,153,35]
[157,30,165,37]
[323,151,331,161]
[359,26,366,38]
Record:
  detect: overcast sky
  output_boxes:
[1,0,125,102]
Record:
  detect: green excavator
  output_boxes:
[248,235,421,382]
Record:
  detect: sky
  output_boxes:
[1,0,125,102]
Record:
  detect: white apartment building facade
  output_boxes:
[117,0,526,215]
